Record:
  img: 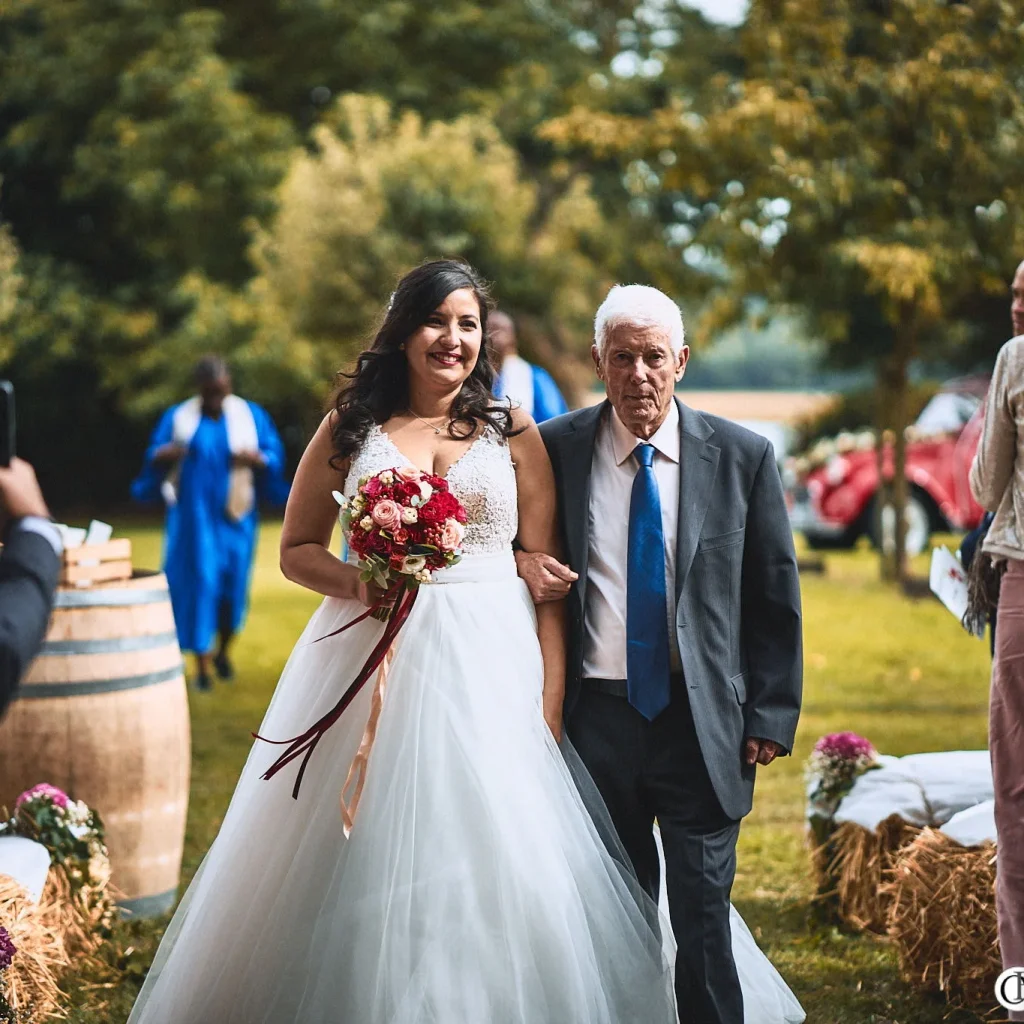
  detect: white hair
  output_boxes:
[594,284,686,356]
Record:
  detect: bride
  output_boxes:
[127,260,803,1023]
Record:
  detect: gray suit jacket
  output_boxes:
[0,523,61,718]
[539,398,803,820]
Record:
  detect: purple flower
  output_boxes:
[813,731,876,762]
[0,927,15,971]
[15,783,70,812]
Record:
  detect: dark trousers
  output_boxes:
[568,681,743,1024]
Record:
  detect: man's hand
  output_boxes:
[0,459,50,522]
[744,737,784,767]
[514,550,578,603]
[232,450,267,470]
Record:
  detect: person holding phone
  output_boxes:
[0,457,62,716]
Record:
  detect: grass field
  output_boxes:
[60,523,995,1023]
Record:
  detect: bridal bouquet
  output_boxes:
[332,465,466,614]
[259,468,467,802]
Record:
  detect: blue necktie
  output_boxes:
[627,443,671,720]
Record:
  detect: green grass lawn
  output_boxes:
[61,524,995,1023]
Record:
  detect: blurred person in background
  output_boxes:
[490,310,569,422]
[132,356,289,691]
[969,256,1024,1020]
[0,458,61,716]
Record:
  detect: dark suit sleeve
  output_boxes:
[740,442,803,754]
[0,527,61,716]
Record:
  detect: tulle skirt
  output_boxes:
[128,552,803,1024]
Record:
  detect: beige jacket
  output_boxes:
[970,335,1024,560]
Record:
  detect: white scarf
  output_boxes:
[496,354,535,416]
[161,394,259,521]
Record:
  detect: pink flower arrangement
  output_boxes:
[15,783,69,811]
[812,732,877,763]
[805,731,880,825]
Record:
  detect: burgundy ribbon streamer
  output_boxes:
[254,584,419,799]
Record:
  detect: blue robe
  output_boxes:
[495,358,568,423]
[131,400,289,654]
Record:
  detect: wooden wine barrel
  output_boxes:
[0,572,190,918]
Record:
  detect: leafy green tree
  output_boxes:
[547,0,1024,581]
[172,94,618,418]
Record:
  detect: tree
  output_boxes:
[546,0,1024,582]
[171,94,619,421]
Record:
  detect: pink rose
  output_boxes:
[396,466,422,483]
[438,518,465,553]
[371,499,402,532]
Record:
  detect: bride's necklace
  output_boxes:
[408,410,450,436]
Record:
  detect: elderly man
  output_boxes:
[490,310,569,423]
[517,285,803,1024]
[132,357,289,691]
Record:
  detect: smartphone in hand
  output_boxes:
[0,382,15,468]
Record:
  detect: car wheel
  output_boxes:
[871,492,932,556]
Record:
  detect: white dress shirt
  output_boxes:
[583,401,681,680]
[15,516,63,556]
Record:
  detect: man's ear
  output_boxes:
[591,345,604,380]
[675,345,690,382]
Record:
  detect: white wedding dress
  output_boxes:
[128,424,804,1024]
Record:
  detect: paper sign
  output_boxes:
[930,545,983,637]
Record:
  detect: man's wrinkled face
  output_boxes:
[593,323,687,439]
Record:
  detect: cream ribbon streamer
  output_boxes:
[340,647,394,837]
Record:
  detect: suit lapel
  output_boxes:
[675,399,719,598]
[560,402,604,612]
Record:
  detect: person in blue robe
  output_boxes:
[131,357,290,690]
[489,311,569,423]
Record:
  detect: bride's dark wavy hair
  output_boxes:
[330,260,515,466]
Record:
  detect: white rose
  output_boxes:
[360,516,374,531]
[401,555,427,574]
[380,470,395,485]
[418,481,434,502]
[401,506,419,525]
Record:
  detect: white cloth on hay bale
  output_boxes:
[939,799,997,848]
[0,836,51,902]
[833,751,992,831]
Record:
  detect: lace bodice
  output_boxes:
[344,424,518,556]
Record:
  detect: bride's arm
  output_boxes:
[509,409,567,742]
[280,414,373,603]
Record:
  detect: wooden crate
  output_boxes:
[60,538,133,586]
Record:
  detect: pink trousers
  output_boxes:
[993,560,1024,1019]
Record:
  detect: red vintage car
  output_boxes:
[786,377,989,554]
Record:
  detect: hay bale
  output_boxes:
[0,874,68,1021]
[812,814,921,932]
[39,867,116,961]
[883,829,1000,1009]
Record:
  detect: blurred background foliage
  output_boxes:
[1,0,1022,515]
